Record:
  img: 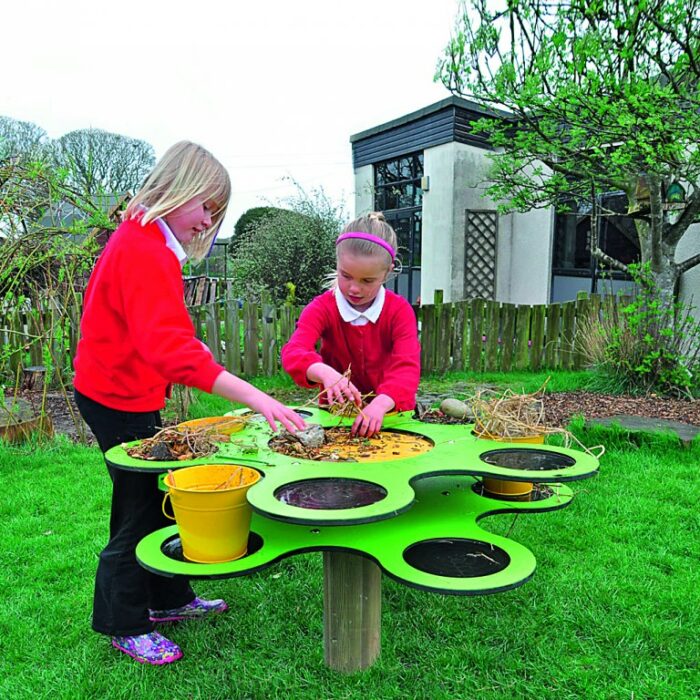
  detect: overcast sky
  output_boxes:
[3,0,461,235]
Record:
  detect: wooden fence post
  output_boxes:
[514,304,532,370]
[483,300,501,372]
[242,300,259,377]
[500,303,516,371]
[560,301,577,370]
[451,301,467,372]
[224,299,241,374]
[261,291,278,376]
[205,302,222,363]
[421,300,435,375]
[544,303,561,369]
[469,298,484,372]
[529,305,546,371]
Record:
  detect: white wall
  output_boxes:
[353,164,373,217]
[500,208,554,304]
[677,223,700,323]
[422,141,552,305]
[421,143,456,303]
[353,144,555,307]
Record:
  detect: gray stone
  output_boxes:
[290,423,326,449]
[586,414,700,447]
[440,398,473,420]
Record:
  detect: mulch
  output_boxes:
[12,388,700,444]
[542,391,700,428]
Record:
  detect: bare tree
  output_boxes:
[0,116,48,160]
[51,128,155,196]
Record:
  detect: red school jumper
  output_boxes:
[73,218,225,412]
[281,289,421,411]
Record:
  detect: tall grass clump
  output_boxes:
[577,263,700,398]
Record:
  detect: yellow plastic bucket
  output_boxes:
[162,464,261,563]
[479,433,545,497]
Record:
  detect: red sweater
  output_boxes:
[281,289,421,411]
[73,218,225,411]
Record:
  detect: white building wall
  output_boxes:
[677,223,700,324]
[353,143,560,307]
[353,164,373,216]
[450,144,499,302]
[501,208,554,304]
[421,143,457,303]
[422,142,552,305]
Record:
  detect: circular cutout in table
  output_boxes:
[479,448,576,471]
[403,538,510,577]
[274,478,388,510]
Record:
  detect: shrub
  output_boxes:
[578,263,700,398]
[230,207,280,258]
[229,184,345,304]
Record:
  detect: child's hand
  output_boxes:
[247,393,307,434]
[211,371,306,434]
[309,363,362,407]
[352,394,395,438]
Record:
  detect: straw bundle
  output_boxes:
[471,385,547,440]
[470,381,605,458]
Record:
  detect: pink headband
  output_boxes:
[336,232,395,260]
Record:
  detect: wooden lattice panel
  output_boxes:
[464,210,497,299]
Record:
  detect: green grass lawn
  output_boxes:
[1,372,698,699]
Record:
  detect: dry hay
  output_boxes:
[471,385,548,440]
[124,425,229,461]
[470,381,605,458]
[268,426,432,462]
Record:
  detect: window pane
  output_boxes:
[387,160,400,180]
[413,213,422,264]
[553,214,590,270]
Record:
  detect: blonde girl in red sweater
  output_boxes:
[74,141,305,665]
[281,212,421,437]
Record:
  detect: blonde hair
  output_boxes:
[125,141,231,262]
[337,212,398,267]
[325,211,400,289]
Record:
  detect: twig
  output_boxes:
[298,365,369,420]
[215,467,243,490]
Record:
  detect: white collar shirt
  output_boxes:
[334,285,385,326]
[154,216,188,268]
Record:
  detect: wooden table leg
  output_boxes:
[323,550,381,672]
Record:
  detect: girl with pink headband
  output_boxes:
[282,212,421,437]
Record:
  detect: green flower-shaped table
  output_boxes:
[105,408,599,672]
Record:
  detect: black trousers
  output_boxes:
[75,390,195,636]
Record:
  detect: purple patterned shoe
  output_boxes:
[111,631,182,665]
[149,596,228,623]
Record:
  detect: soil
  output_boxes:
[14,387,700,445]
[541,391,700,428]
[16,390,97,444]
[269,426,433,462]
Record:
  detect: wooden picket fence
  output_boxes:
[0,289,623,387]
[418,290,624,374]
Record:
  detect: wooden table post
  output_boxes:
[323,551,381,672]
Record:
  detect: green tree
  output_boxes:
[230,185,345,304]
[51,128,155,195]
[230,206,279,257]
[438,0,700,307]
